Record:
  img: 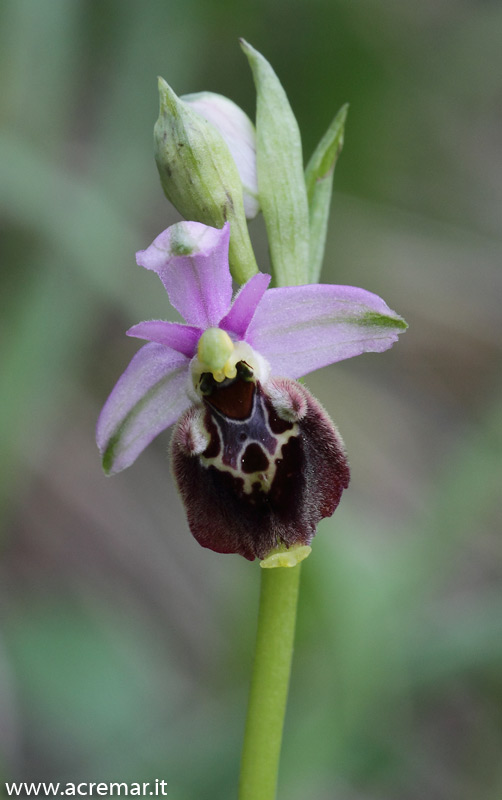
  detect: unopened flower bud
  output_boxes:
[182,92,259,220]
[154,78,258,285]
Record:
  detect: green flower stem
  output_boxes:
[238,563,302,800]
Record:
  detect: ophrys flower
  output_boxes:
[97,220,406,560]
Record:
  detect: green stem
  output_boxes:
[238,563,302,800]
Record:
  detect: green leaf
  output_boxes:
[305,104,348,282]
[240,40,310,287]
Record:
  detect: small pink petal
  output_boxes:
[219,272,271,339]
[127,320,202,358]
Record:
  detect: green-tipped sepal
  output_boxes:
[154,77,258,285]
[240,40,310,287]
[305,104,348,283]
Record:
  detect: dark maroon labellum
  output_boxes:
[171,373,350,561]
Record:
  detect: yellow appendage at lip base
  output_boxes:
[260,544,312,569]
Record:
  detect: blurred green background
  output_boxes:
[1,1,501,798]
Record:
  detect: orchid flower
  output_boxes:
[97,219,407,561]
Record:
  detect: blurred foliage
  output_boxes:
[1,1,501,798]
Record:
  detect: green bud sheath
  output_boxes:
[305,104,348,283]
[155,78,258,285]
[240,40,310,287]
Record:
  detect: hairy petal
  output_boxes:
[135,221,233,328]
[97,343,191,475]
[247,284,408,378]
[127,320,201,358]
[219,272,271,339]
[170,378,349,560]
